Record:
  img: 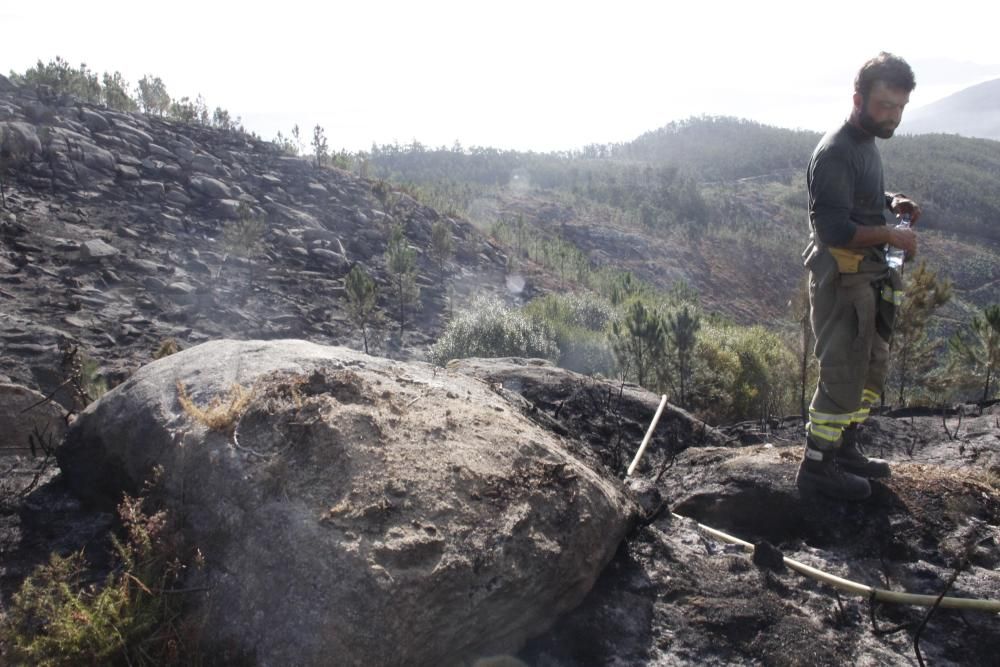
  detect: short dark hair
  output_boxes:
[855,52,916,99]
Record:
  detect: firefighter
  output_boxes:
[797,52,920,500]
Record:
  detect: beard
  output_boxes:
[859,109,897,139]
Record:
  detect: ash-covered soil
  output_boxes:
[4,374,998,665]
[523,404,1000,666]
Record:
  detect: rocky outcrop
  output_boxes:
[57,340,639,665]
[447,356,730,473]
[0,85,513,402]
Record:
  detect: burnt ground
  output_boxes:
[0,463,115,658]
[520,404,1000,666]
[4,384,999,665]
[3,84,998,665]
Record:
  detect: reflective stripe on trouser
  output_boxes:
[807,412,851,444]
[808,268,891,448]
[853,388,881,424]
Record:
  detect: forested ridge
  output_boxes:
[363,116,1000,413]
[4,58,999,422]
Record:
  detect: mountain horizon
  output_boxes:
[902,77,1000,141]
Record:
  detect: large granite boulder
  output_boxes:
[58,339,638,665]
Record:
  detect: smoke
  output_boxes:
[506,274,526,295]
[509,168,531,193]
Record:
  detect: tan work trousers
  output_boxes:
[804,242,899,449]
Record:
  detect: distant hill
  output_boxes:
[615,116,819,181]
[368,116,1000,331]
[904,78,1000,141]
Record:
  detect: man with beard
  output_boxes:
[797,52,920,500]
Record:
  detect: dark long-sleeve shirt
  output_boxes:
[807,121,889,248]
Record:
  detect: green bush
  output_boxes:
[522,293,617,376]
[432,297,559,365]
[692,323,798,423]
[10,551,132,664]
[6,487,204,666]
[78,354,108,404]
[688,333,742,423]
[524,292,614,332]
[551,329,617,377]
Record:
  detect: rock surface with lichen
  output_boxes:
[57,339,639,665]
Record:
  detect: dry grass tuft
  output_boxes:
[153,338,180,359]
[176,381,254,433]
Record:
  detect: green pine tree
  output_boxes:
[430,220,454,275]
[948,304,1000,403]
[611,298,666,388]
[222,203,267,303]
[888,261,951,405]
[312,125,329,168]
[385,224,419,336]
[344,265,378,354]
[101,72,137,112]
[10,57,101,102]
[607,271,644,306]
[137,75,170,115]
[662,304,701,407]
[212,107,232,130]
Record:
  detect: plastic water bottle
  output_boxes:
[886,214,910,270]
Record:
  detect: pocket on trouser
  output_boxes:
[812,281,856,363]
[815,363,865,409]
[803,242,838,291]
[812,285,873,420]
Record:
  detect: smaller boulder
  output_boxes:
[116,164,141,181]
[139,180,166,201]
[216,198,242,219]
[189,175,232,199]
[79,239,119,262]
[79,108,110,133]
[0,121,42,157]
[309,247,348,271]
[0,383,67,455]
[165,281,197,304]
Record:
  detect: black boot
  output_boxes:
[796,441,871,501]
[837,427,891,479]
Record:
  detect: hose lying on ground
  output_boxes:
[674,513,1000,613]
[625,402,1000,614]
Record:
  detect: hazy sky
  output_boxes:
[4,0,1000,152]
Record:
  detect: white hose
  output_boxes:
[626,394,667,477]
[624,403,1000,613]
[678,514,1000,613]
